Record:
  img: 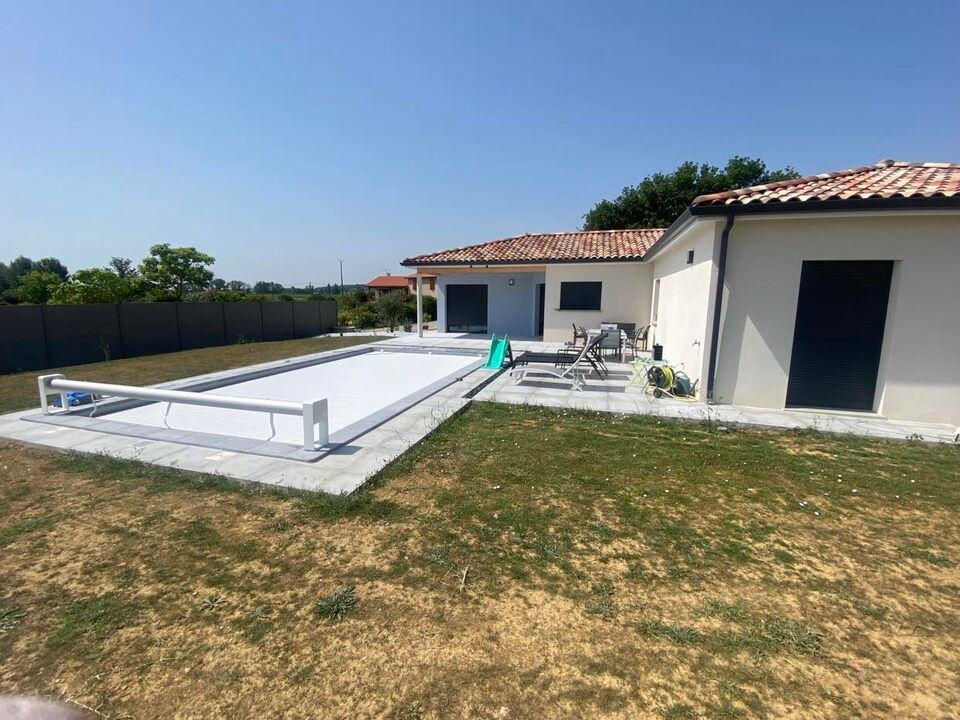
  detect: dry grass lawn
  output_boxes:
[0,403,958,719]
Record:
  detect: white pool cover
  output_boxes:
[104,349,479,447]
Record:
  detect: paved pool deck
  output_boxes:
[0,334,953,497]
[0,336,551,494]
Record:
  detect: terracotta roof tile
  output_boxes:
[402,229,665,266]
[693,159,960,207]
[365,275,409,288]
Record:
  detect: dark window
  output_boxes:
[687,250,695,264]
[559,281,602,311]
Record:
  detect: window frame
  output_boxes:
[558,281,602,311]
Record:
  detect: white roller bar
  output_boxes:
[37,374,328,451]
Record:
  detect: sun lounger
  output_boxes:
[510,335,603,390]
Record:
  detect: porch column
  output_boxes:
[416,270,424,338]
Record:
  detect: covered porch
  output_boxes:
[410,265,547,339]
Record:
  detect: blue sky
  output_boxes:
[2,1,958,286]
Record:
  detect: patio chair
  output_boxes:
[564,323,586,348]
[627,325,649,358]
[510,334,604,391]
[598,327,623,361]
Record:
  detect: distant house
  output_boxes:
[402,159,960,427]
[405,273,436,297]
[365,273,409,298]
[365,272,437,298]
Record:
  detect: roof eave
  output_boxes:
[640,195,960,263]
[401,256,649,268]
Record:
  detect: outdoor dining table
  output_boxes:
[586,327,626,362]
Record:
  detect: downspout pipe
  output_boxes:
[705,212,735,403]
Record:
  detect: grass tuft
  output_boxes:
[636,618,700,645]
[315,586,358,621]
[585,581,616,620]
[0,515,60,549]
[0,606,26,634]
[46,593,137,655]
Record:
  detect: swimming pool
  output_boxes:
[31,346,485,460]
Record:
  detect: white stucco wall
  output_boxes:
[712,212,960,425]
[436,271,545,337]
[542,263,653,343]
[649,220,722,393]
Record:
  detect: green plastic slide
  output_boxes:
[482,334,512,369]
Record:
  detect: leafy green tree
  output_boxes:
[227,280,251,292]
[582,157,800,230]
[203,289,248,302]
[15,270,63,304]
[33,257,69,281]
[376,290,410,331]
[1,255,66,289]
[138,244,215,301]
[253,280,284,294]
[49,268,142,304]
[109,257,135,278]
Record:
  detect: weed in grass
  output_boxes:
[718,617,822,656]
[116,566,139,588]
[175,517,220,547]
[236,605,273,643]
[898,544,956,568]
[0,605,26,634]
[395,701,424,719]
[773,548,797,565]
[854,600,887,620]
[46,593,137,655]
[0,514,59,549]
[661,702,696,718]
[702,599,748,623]
[585,581,616,620]
[636,618,700,645]
[200,594,227,613]
[294,492,401,521]
[315,586,357,621]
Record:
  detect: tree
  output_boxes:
[253,280,284,294]
[50,268,141,304]
[33,257,69,281]
[139,244,215,301]
[227,280,251,293]
[376,290,410,331]
[15,270,63,304]
[582,157,800,230]
[110,257,135,278]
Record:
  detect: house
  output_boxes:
[365,273,409,298]
[405,273,436,297]
[402,160,960,426]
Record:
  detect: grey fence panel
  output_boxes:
[43,304,124,367]
[318,300,337,333]
[118,303,180,358]
[0,305,48,373]
[261,302,295,341]
[2,300,338,374]
[177,303,226,350]
[293,301,320,338]
[223,302,263,344]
